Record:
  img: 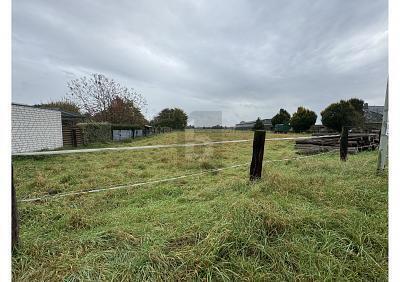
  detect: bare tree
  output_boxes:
[67,74,146,120]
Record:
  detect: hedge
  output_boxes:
[111,124,142,130]
[77,122,112,145]
[76,122,171,144]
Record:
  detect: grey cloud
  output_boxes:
[12,0,387,125]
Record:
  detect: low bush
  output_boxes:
[77,122,112,144]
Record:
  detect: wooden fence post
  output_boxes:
[340,126,349,161]
[250,130,266,180]
[12,165,19,249]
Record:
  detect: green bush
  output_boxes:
[290,107,317,132]
[321,99,364,132]
[152,108,188,129]
[271,109,291,127]
[77,122,112,144]
[111,124,142,131]
[253,117,265,130]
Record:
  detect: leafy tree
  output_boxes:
[271,109,291,126]
[94,96,148,126]
[67,73,146,118]
[253,117,265,130]
[321,99,363,132]
[152,108,188,129]
[290,107,317,132]
[35,99,81,113]
[348,98,365,114]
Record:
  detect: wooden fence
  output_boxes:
[62,126,83,147]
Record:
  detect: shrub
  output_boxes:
[271,109,291,127]
[152,108,188,129]
[77,122,112,144]
[290,107,317,132]
[321,99,364,132]
[253,118,265,130]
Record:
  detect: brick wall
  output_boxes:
[12,104,63,153]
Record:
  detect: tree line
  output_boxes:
[37,73,366,132]
[254,98,366,132]
[36,73,188,129]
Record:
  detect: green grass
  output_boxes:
[61,129,257,150]
[12,130,387,281]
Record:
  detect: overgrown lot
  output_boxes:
[64,129,257,149]
[12,130,388,281]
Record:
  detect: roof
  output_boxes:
[364,110,383,124]
[363,104,383,124]
[60,111,83,119]
[12,102,61,113]
[12,103,83,119]
[367,106,384,115]
[235,119,272,127]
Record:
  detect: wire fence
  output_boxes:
[15,134,378,203]
[12,134,341,156]
[19,149,339,203]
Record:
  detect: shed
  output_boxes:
[60,111,84,147]
[144,125,153,136]
[12,103,63,153]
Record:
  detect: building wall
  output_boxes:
[235,119,273,130]
[112,129,133,141]
[235,122,273,130]
[12,104,63,153]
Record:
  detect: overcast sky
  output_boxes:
[12,0,387,125]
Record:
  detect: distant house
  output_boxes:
[363,103,384,130]
[235,119,273,130]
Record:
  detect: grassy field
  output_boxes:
[12,130,388,281]
[60,129,256,150]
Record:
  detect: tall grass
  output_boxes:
[12,130,387,281]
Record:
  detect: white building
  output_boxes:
[12,103,63,153]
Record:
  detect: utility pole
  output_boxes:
[377,80,388,171]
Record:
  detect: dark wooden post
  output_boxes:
[72,128,77,147]
[12,165,19,249]
[340,126,349,161]
[250,130,266,180]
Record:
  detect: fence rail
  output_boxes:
[12,135,343,156]
[18,149,339,203]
